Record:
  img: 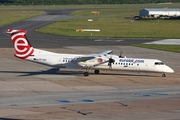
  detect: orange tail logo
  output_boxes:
[7,29,34,59]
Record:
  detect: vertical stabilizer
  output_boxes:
[6,29,34,59]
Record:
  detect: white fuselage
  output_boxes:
[26,48,174,74]
[6,29,174,77]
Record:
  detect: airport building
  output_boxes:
[139,8,180,17]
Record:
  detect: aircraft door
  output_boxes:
[145,63,149,71]
[136,63,140,71]
[57,58,64,67]
[136,62,149,71]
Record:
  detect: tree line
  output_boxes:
[0,0,179,5]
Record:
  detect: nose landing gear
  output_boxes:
[162,73,166,77]
[84,72,89,76]
[84,67,92,76]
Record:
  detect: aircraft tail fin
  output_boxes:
[6,29,34,59]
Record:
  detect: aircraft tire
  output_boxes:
[94,70,100,74]
[84,72,89,76]
[162,73,166,77]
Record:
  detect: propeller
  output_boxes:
[93,51,115,68]
[119,50,124,58]
[108,57,115,68]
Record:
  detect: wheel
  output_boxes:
[94,70,99,74]
[84,72,89,76]
[162,73,166,77]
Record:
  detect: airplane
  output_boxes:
[6,29,174,77]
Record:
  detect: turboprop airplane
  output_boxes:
[6,29,174,77]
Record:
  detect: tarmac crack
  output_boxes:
[127,79,140,84]
[61,107,92,116]
[116,102,128,107]
[77,111,92,115]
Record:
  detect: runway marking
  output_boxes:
[134,92,168,97]
[57,100,70,103]
[144,39,180,45]
[94,39,124,42]
[81,99,94,102]
[134,93,151,97]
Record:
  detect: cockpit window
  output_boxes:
[155,62,159,65]
[160,62,164,65]
[155,62,164,65]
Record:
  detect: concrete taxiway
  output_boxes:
[0,9,180,120]
[0,46,180,120]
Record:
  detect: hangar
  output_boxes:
[139,8,180,17]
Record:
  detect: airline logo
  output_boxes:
[97,58,103,63]
[7,29,34,59]
[119,59,144,63]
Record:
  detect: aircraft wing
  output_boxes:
[98,50,113,56]
[72,50,113,63]
[72,56,95,62]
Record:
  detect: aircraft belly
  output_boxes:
[95,65,137,71]
[94,65,109,69]
[65,63,82,69]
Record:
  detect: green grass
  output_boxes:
[1,4,180,10]
[1,4,180,38]
[36,3,180,38]
[0,11,44,26]
[0,4,123,10]
[37,17,180,38]
[132,44,180,53]
[0,5,179,53]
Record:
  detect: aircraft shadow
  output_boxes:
[0,118,23,120]
[96,73,152,77]
[0,68,155,77]
[0,68,83,76]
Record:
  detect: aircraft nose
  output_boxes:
[165,66,174,73]
[169,68,174,73]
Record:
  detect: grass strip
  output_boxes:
[37,17,180,38]
[37,3,180,38]
[132,44,180,53]
[1,4,180,10]
[0,11,44,26]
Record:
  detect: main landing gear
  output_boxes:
[94,70,100,74]
[84,69,100,76]
[84,67,91,76]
